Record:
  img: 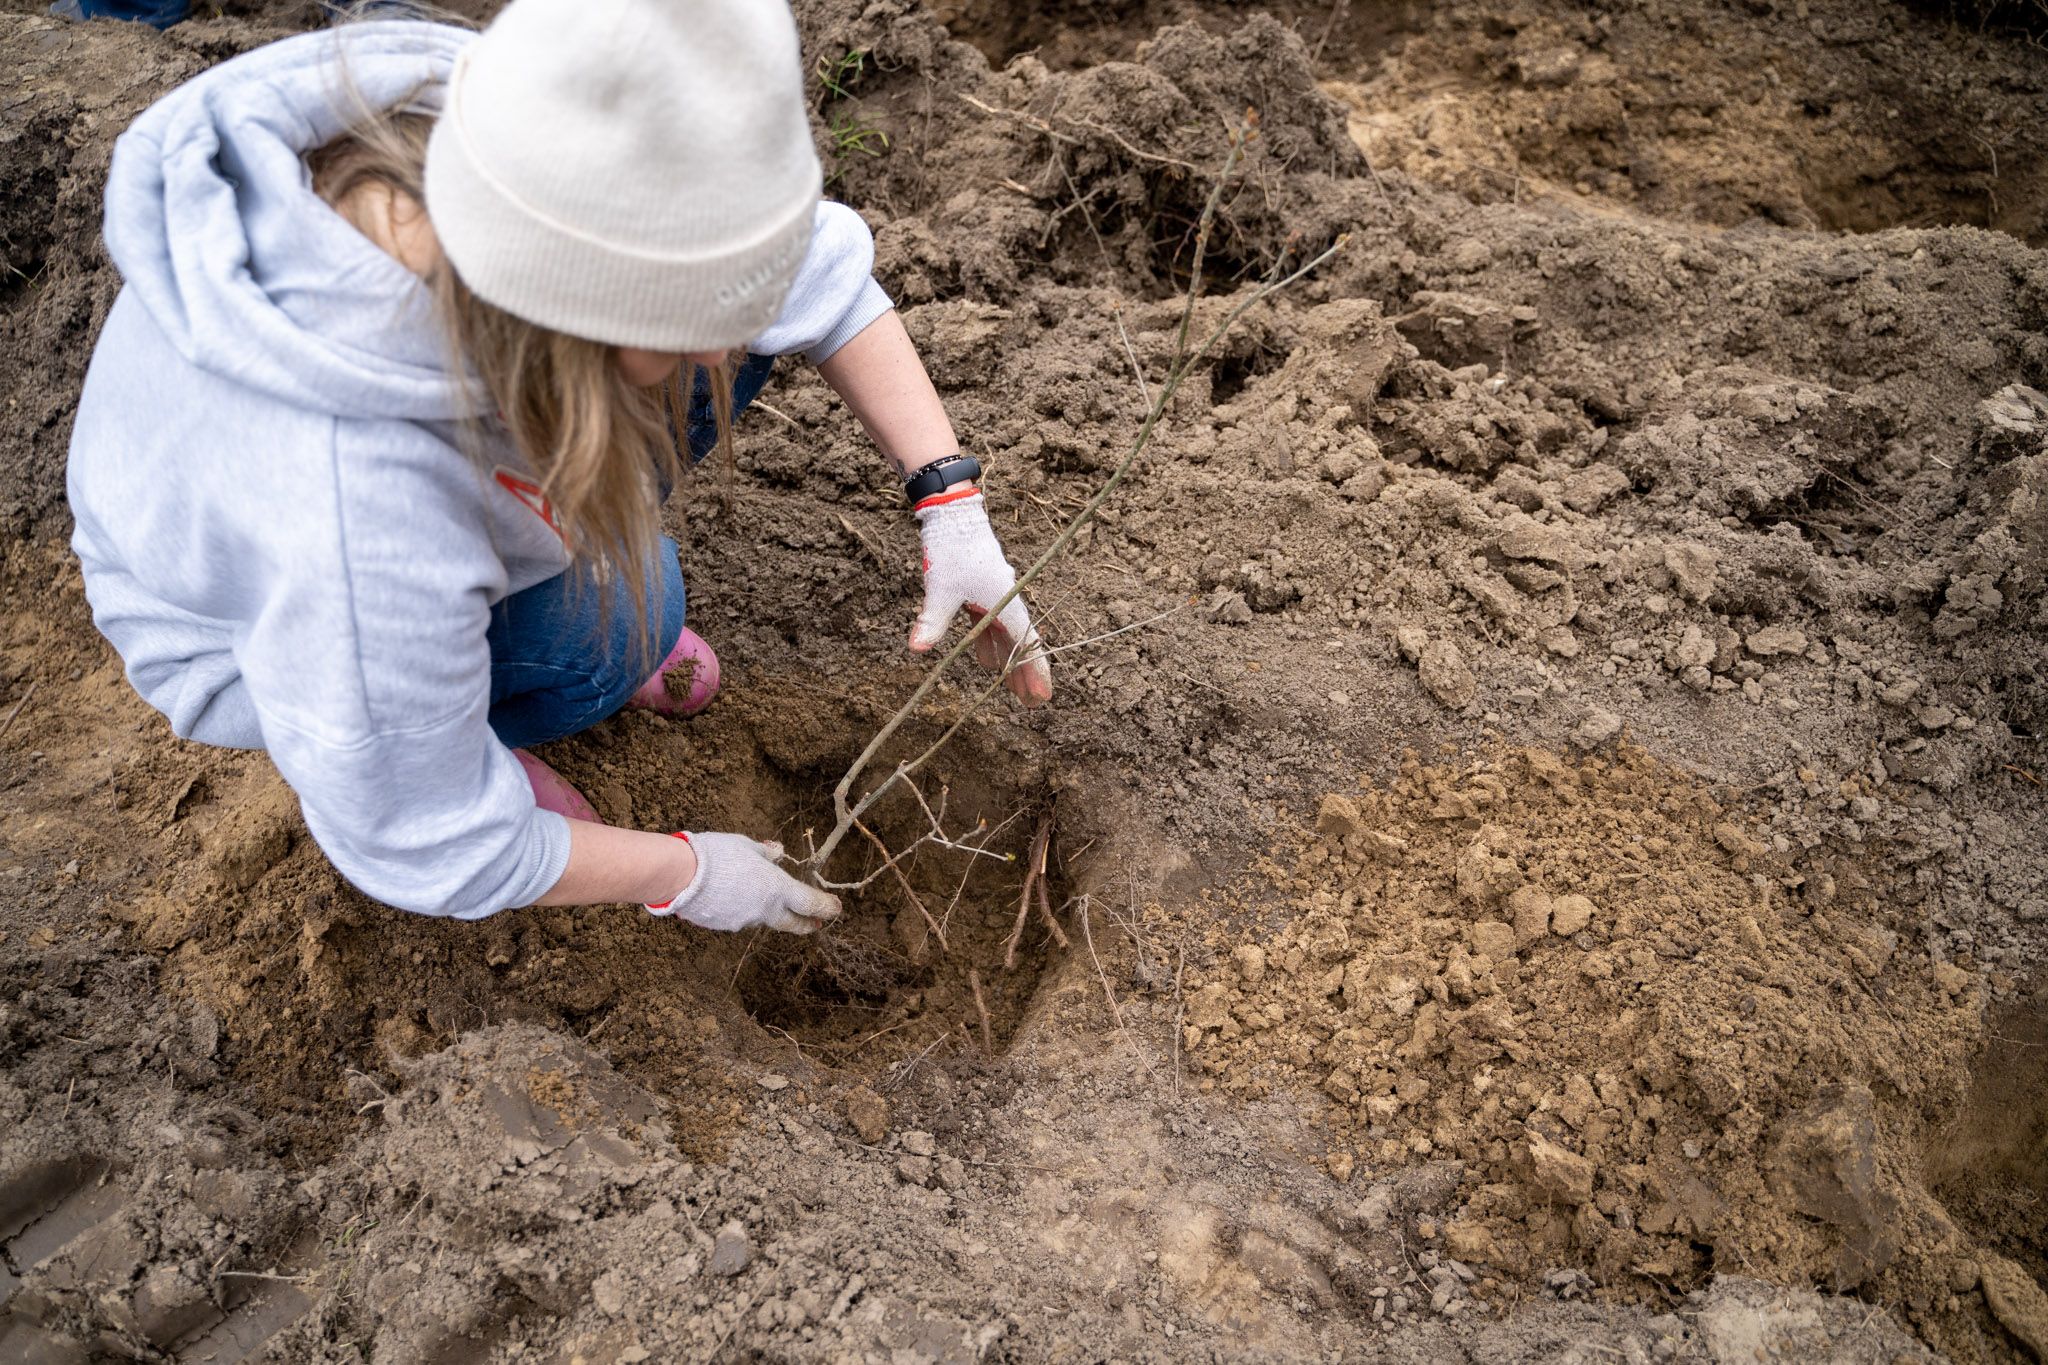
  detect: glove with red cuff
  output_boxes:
[646,832,840,934]
[910,488,1053,704]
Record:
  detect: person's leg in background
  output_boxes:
[48,0,188,27]
[487,536,685,821]
[631,351,778,714]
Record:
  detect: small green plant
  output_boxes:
[327,1215,378,1252]
[816,48,888,184]
[814,47,869,102]
[828,115,891,159]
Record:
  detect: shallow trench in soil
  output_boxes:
[119,668,1073,1161]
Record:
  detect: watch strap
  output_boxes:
[902,454,981,505]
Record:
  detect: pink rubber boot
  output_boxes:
[513,748,599,823]
[627,627,721,717]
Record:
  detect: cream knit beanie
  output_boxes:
[423,0,822,351]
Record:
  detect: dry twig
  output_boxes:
[0,681,37,742]
[967,967,995,1056]
[1170,941,1186,1101]
[1078,896,1126,1032]
[1035,854,1066,948]
[218,1270,314,1285]
[851,817,949,953]
[1004,814,1063,968]
[836,513,887,565]
[960,93,1199,172]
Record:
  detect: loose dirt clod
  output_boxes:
[1416,638,1478,710]
[1982,1253,2048,1360]
[843,1085,890,1144]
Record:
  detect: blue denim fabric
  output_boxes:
[486,355,772,748]
[688,351,777,462]
[49,0,188,26]
[660,350,777,495]
[486,534,688,750]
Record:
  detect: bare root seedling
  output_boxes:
[774,120,1342,1083]
[797,119,1345,914]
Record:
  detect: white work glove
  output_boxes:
[910,489,1053,705]
[646,833,840,935]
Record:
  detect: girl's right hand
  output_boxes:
[646,832,841,934]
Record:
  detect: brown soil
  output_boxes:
[103,675,1065,1165]
[1189,743,1985,1304]
[1321,0,2048,243]
[3,0,2046,1360]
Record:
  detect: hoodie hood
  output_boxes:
[104,21,481,421]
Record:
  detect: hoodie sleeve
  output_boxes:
[237,418,571,920]
[254,701,572,920]
[749,201,894,365]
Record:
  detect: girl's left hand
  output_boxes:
[909,488,1053,706]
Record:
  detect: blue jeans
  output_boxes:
[486,353,774,749]
[49,0,188,25]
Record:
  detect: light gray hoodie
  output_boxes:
[67,22,892,918]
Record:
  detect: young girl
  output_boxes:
[66,0,1052,935]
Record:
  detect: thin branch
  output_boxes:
[836,513,888,566]
[814,824,939,892]
[1078,896,1126,1031]
[1046,604,1186,657]
[960,93,1199,172]
[218,1270,313,1284]
[1174,123,1252,369]
[1310,0,1349,66]
[1113,308,1153,411]
[901,778,1013,862]
[0,681,37,742]
[1035,860,1066,948]
[1053,147,1111,260]
[1064,114,1203,173]
[1050,148,1154,415]
[1171,940,1186,1102]
[851,817,948,954]
[959,92,1079,146]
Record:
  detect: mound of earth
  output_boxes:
[1188,743,1984,1303]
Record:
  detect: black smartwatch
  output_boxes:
[902,453,981,505]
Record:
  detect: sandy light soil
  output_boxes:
[1,0,2045,1360]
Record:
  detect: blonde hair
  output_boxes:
[308,105,735,667]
